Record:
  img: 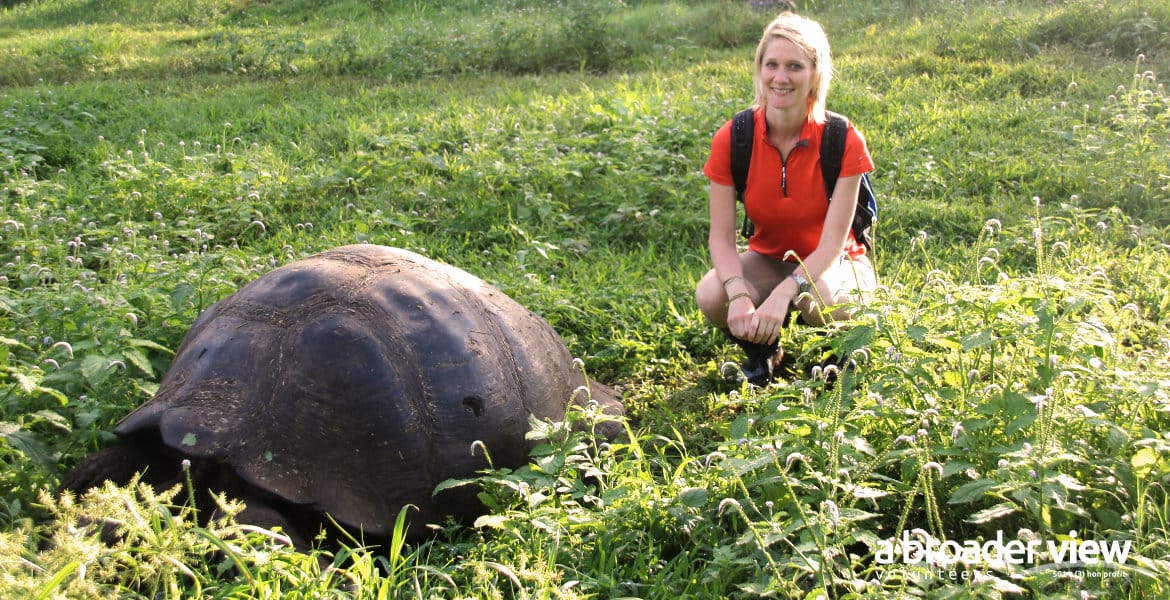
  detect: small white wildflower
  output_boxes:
[717,497,742,516]
[822,500,840,526]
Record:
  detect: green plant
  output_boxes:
[1,1,1169,597]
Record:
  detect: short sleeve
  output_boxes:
[840,125,875,179]
[702,119,735,187]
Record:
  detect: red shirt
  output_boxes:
[703,107,875,260]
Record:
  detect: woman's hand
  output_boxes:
[746,287,793,344]
[726,295,755,340]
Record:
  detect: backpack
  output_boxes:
[729,108,877,251]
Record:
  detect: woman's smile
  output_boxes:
[759,38,812,110]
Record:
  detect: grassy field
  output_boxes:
[2,0,1169,597]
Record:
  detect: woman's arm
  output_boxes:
[795,173,861,281]
[708,182,756,339]
[752,173,860,335]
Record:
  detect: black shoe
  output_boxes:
[721,331,780,387]
[815,353,856,388]
[740,348,777,387]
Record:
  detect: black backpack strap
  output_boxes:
[730,108,754,202]
[822,110,878,252]
[820,110,848,199]
[729,108,755,238]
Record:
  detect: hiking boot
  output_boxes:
[721,331,781,387]
[740,346,779,387]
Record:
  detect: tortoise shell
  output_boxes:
[108,244,619,538]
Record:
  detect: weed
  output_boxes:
[0,0,1168,597]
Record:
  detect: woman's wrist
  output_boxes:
[728,292,752,304]
[789,272,811,296]
[722,275,750,299]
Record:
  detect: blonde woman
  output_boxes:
[695,12,877,385]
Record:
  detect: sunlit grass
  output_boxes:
[1,0,1168,597]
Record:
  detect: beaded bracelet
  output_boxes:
[728,292,751,303]
[721,275,744,288]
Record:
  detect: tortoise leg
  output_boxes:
[571,381,625,440]
[231,497,315,550]
[58,443,180,494]
[585,380,624,418]
[57,443,186,545]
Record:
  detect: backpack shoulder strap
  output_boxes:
[820,110,848,199]
[821,110,879,252]
[730,108,754,203]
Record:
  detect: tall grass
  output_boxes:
[2,0,1169,597]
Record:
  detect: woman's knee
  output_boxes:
[797,280,859,325]
[695,270,728,324]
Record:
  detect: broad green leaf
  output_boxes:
[1049,473,1087,491]
[966,502,1017,523]
[13,371,37,395]
[961,329,994,351]
[12,372,68,404]
[906,325,929,342]
[473,514,509,530]
[948,478,1000,504]
[942,460,975,479]
[845,484,889,500]
[79,354,112,386]
[128,338,176,354]
[729,413,750,440]
[0,422,55,468]
[122,347,155,378]
[677,487,709,508]
[432,478,475,495]
[1131,447,1160,478]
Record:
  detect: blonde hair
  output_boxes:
[753,12,833,120]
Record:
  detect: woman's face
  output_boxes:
[758,37,814,113]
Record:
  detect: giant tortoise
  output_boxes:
[60,244,623,546]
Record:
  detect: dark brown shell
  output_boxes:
[114,244,616,536]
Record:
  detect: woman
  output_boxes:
[695,12,877,386]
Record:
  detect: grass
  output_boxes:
[1,0,1169,597]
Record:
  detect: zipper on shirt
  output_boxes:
[778,139,809,197]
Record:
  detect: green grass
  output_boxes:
[2,0,1169,597]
